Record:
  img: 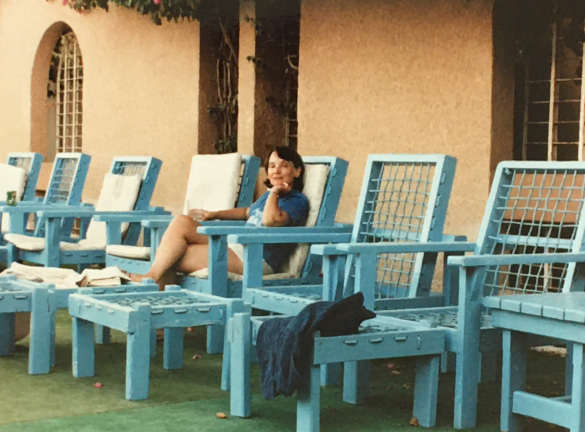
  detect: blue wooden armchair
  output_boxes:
[231,154,460,315]
[4,156,163,270]
[183,156,349,353]
[103,153,261,275]
[362,161,585,429]
[226,155,471,430]
[0,153,91,264]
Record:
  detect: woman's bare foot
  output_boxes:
[129,272,146,283]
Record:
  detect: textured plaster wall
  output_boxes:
[0,0,199,214]
[297,0,500,240]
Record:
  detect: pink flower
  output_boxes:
[153,0,161,4]
[62,0,68,5]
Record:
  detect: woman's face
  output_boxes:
[267,151,301,188]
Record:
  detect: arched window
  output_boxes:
[51,31,83,153]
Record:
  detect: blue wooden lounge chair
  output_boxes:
[364,161,585,429]
[226,154,470,430]
[4,156,163,270]
[184,156,348,353]
[0,153,91,264]
[230,154,460,316]
[103,153,261,275]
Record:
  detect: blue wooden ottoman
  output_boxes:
[68,285,247,400]
[486,292,585,432]
[0,276,55,374]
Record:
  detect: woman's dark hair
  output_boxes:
[264,146,305,191]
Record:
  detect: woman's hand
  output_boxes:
[270,182,292,197]
[188,209,213,221]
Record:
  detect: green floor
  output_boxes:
[0,311,567,431]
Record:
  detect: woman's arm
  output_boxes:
[196,207,249,221]
[262,186,292,227]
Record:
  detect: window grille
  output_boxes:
[55,32,83,153]
[522,5,585,161]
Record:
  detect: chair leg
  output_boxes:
[94,325,111,344]
[207,325,224,354]
[570,343,585,432]
[150,328,157,358]
[297,363,321,432]
[320,363,341,387]
[500,330,526,432]
[163,327,184,370]
[221,320,231,391]
[453,345,481,429]
[72,317,95,378]
[566,343,574,396]
[343,360,371,404]
[0,313,15,356]
[29,288,51,374]
[230,313,251,418]
[126,306,151,400]
[413,355,440,427]
[49,307,56,367]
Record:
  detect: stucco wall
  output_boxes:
[297,0,499,240]
[0,0,200,214]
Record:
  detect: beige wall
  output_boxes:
[0,0,514,241]
[0,0,200,214]
[296,0,502,240]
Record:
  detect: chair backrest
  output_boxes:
[36,153,92,237]
[279,157,349,278]
[109,156,162,245]
[473,162,585,298]
[343,154,457,302]
[82,173,143,248]
[7,152,43,201]
[183,153,260,214]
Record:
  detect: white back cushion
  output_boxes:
[183,153,242,214]
[0,164,27,232]
[82,173,142,248]
[280,164,330,276]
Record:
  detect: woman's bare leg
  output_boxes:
[144,215,208,281]
[176,244,244,275]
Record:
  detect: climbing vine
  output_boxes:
[58,0,239,154]
[60,0,203,25]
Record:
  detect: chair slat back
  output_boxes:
[7,152,43,201]
[474,162,585,297]
[36,153,91,237]
[110,157,162,245]
[345,154,457,300]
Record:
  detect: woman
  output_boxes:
[133,147,309,289]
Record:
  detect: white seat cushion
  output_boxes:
[279,164,330,277]
[0,163,27,233]
[183,153,242,214]
[106,244,150,260]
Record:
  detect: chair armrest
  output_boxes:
[201,224,351,237]
[0,203,73,214]
[37,209,165,219]
[226,227,352,245]
[95,209,171,223]
[311,240,475,257]
[448,252,585,268]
